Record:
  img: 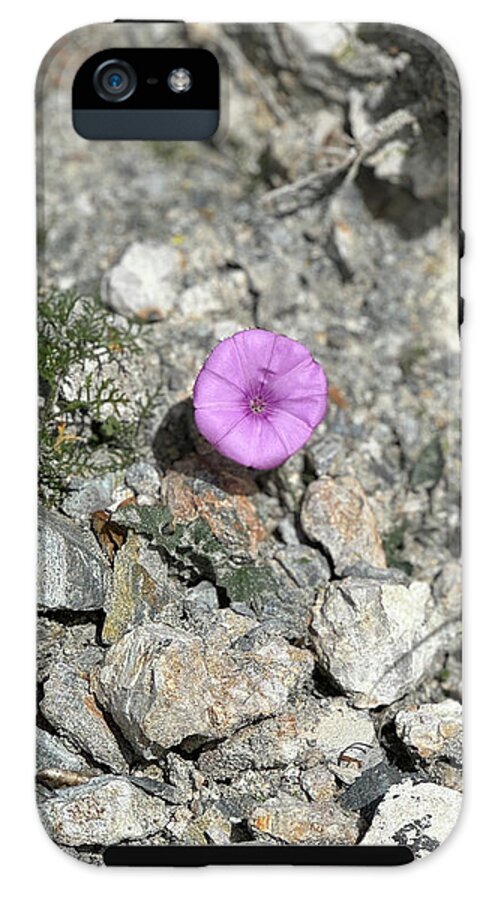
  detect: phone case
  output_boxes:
[36,21,462,866]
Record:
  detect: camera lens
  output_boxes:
[93,60,137,102]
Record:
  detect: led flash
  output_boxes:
[168,68,193,93]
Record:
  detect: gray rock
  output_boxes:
[170,805,233,846]
[434,560,462,615]
[222,563,309,639]
[340,761,405,811]
[129,753,198,805]
[248,795,361,845]
[274,545,330,590]
[94,610,313,757]
[340,561,409,584]
[37,619,101,682]
[276,516,300,545]
[101,241,181,320]
[264,109,346,188]
[39,775,170,847]
[125,460,161,499]
[183,581,219,624]
[301,475,387,573]
[395,699,462,766]
[361,779,462,857]
[38,507,111,611]
[310,577,460,707]
[163,753,197,804]
[271,453,307,513]
[179,269,252,321]
[61,473,121,518]
[127,776,182,804]
[216,545,329,641]
[211,769,296,821]
[199,697,380,784]
[306,433,347,478]
[290,23,354,58]
[300,766,338,802]
[36,728,95,775]
[102,532,183,644]
[36,728,101,788]
[40,663,128,772]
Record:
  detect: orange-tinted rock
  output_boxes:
[249,796,360,845]
[162,459,266,558]
[301,474,386,572]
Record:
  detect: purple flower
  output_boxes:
[193,329,328,469]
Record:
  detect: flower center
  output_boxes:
[249,395,266,414]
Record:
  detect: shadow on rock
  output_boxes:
[152,397,260,496]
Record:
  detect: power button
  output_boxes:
[458,230,465,330]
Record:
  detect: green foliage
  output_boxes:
[217,565,277,605]
[38,289,158,506]
[113,506,174,545]
[114,504,275,603]
[382,519,413,576]
[411,436,444,490]
[148,142,198,164]
[399,344,428,377]
[114,504,227,581]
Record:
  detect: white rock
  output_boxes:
[361,779,462,857]
[101,242,181,319]
[94,611,313,757]
[39,776,169,847]
[395,699,462,764]
[200,697,381,784]
[249,794,360,845]
[301,475,387,573]
[310,576,460,707]
[290,23,355,57]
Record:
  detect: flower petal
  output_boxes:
[266,409,314,459]
[267,355,328,401]
[194,406,249,449]
[262,332,312,381]
[214,412,292,469]
[193,365,247,408]
[202,329,276,394]
[231,329,279,392]
[270,354,328,428]
[273,393,328,429]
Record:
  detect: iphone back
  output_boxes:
[36,21,462,866]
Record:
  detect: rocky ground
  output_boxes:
[37,23,461,863]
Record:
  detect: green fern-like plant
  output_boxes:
[38,289,159,507]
